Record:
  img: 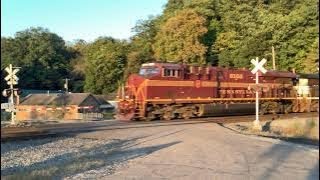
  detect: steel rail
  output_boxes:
[1,112,318,141]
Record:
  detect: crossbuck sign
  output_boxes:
[4,64,19,85]
[251,57,267,74]
[250,57,267,130]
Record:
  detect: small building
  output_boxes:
[16,93,113,121]
[93,95,115,111]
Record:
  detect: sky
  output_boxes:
[1,0,167,42]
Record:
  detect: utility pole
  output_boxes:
[64,78,70,93]
[272,46,276,70]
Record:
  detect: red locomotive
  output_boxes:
[116,62,319,121]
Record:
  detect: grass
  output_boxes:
[238,118,319,141]
[282,119,318,139]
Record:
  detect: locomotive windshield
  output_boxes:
[139,67,160,77]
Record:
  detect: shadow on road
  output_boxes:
[307,161,319,180]
[257,135,318,179]
[1,134,182,179]
[216,121,319,179]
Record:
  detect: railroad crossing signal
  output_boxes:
[3,64,21,125]
[250,57,268,131]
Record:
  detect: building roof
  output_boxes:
[20,93,93,106]
[20,89,62,98]
[93,95,108,105]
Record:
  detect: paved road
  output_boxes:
[74,122,319,180]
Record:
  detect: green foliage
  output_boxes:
[84,37,128,94]
[68,39,88,92]
[1,27,72,90]
[303,38,319,73]
[124,16,159,78]
[153,9,208,64]
[1,0,318,97]
[162,0,185,19]
[213,0,318,72]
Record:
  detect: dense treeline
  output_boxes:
[1,0,318,96]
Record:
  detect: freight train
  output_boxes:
[116,62,319,121]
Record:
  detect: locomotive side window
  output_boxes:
[171,70,176,76]
[163,69,180,77]
[177,70,181,77]
[164,69,171,76]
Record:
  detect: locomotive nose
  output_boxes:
[115,100,136,121]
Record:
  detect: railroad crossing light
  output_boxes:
[2,89,11,97]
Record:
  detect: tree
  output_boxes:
[124,17,159,79]
[153,9,208,64]
[68,39,88,92]
[1,27,72,90]
[84,37,128,94]
[303,38,319,73]
[212,0,318,72]
[270,0,318,72]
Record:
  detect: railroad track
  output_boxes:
[1,112,318,141]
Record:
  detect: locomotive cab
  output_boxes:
[139,63,161,78]
[139,63,185,79]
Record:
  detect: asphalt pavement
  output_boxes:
[74,122,319,180]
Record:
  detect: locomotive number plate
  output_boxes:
[229,74,243,79]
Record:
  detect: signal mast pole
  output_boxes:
[9,65,15,124]
[254,72,260,128]
[64,78,70,93]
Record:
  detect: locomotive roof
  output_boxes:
[260,70,297,78]
[140,62,299,78]
[141,62,183,67]
[211,67,297,78]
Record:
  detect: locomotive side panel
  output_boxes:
[214,69,255,98]
[145,81,216,101]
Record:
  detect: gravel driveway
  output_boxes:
[1,122,319,179]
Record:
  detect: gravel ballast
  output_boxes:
[1,136,139,179]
